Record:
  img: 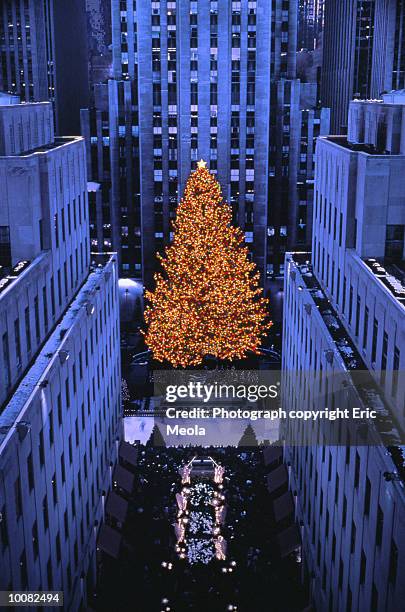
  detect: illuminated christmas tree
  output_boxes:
[143,161,271,367]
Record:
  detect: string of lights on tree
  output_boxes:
[143,160,271,367]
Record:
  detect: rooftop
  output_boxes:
[363,259,405,306]
[0,92,20,105]
[351,90,405,105]
[324,136,404,156]
[0,259,33,298]
[4,136,81,158]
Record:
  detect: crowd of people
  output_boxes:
[95,444,307,611]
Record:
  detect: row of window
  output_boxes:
[0,273,121,593]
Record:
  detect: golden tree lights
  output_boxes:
[143,163,271,367]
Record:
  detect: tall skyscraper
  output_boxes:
[81,79,141,278]
[282,93,405,611]
[298,0,324,52]
[86,0,113,92]
[85,0,273,286]
[0,0,89,135]
[371,0,405,96]
[0,97,122,609]
[321,0,376,133]
[269,2,330,275]
[82,0,329,288]
[268,80,330,274]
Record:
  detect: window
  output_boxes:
[364,477,371,516]
[372,318,378,363]
[54,214,59,248]
[39,219,44,250]
[32,521,39,559]
[342,277,346,313]
[39,429,45,466]
[376,505,383,546]
[350,520,356,553]
[342,495,347,527]
[71,489,76,517]
[65,378,70,408]
[371,584,378,610]
[67,563,72,590]
[61,453,66,483]
[322,562,327,590]
[27,452,34,491]
[392,345,400,397]
[56,533,61,563]
[67,202,72,234]
[61,209,66,241]
[64,262,68,297]
[52,473,58,505]
[49,410,54,445]
[389,539,398,584]
[360,550,366,584]
[25,307,31,354]
[47,557,53,589]
[354,452,360,488]
[363,306,368,349]
[57,393,62,426]
[34,296,40,343]
[15,476,22,518]
[0,225,11,268]
[43,286,48,332]
[385,224,404,259]
[20,551,28,588]
[50,276,55,317]
[338,558,343,588]
[14,318,21,368]
[347,588,352,612]
[0,505,8,549]
[355,295,361,336]
[57,270,62,306]
[2,332,11,389]
[381,332,388,386]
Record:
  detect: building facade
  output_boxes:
[282,94,405,610]
[86,0,113,93]
[321,0,376,133]
[0,0,89,135]
[298,0,324,52]
[83,0,329,288]
[371,0,405,97]
[81,80,141,277]
[0,99,122,610]
[322,0,405,133]
[268,79,330,274]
